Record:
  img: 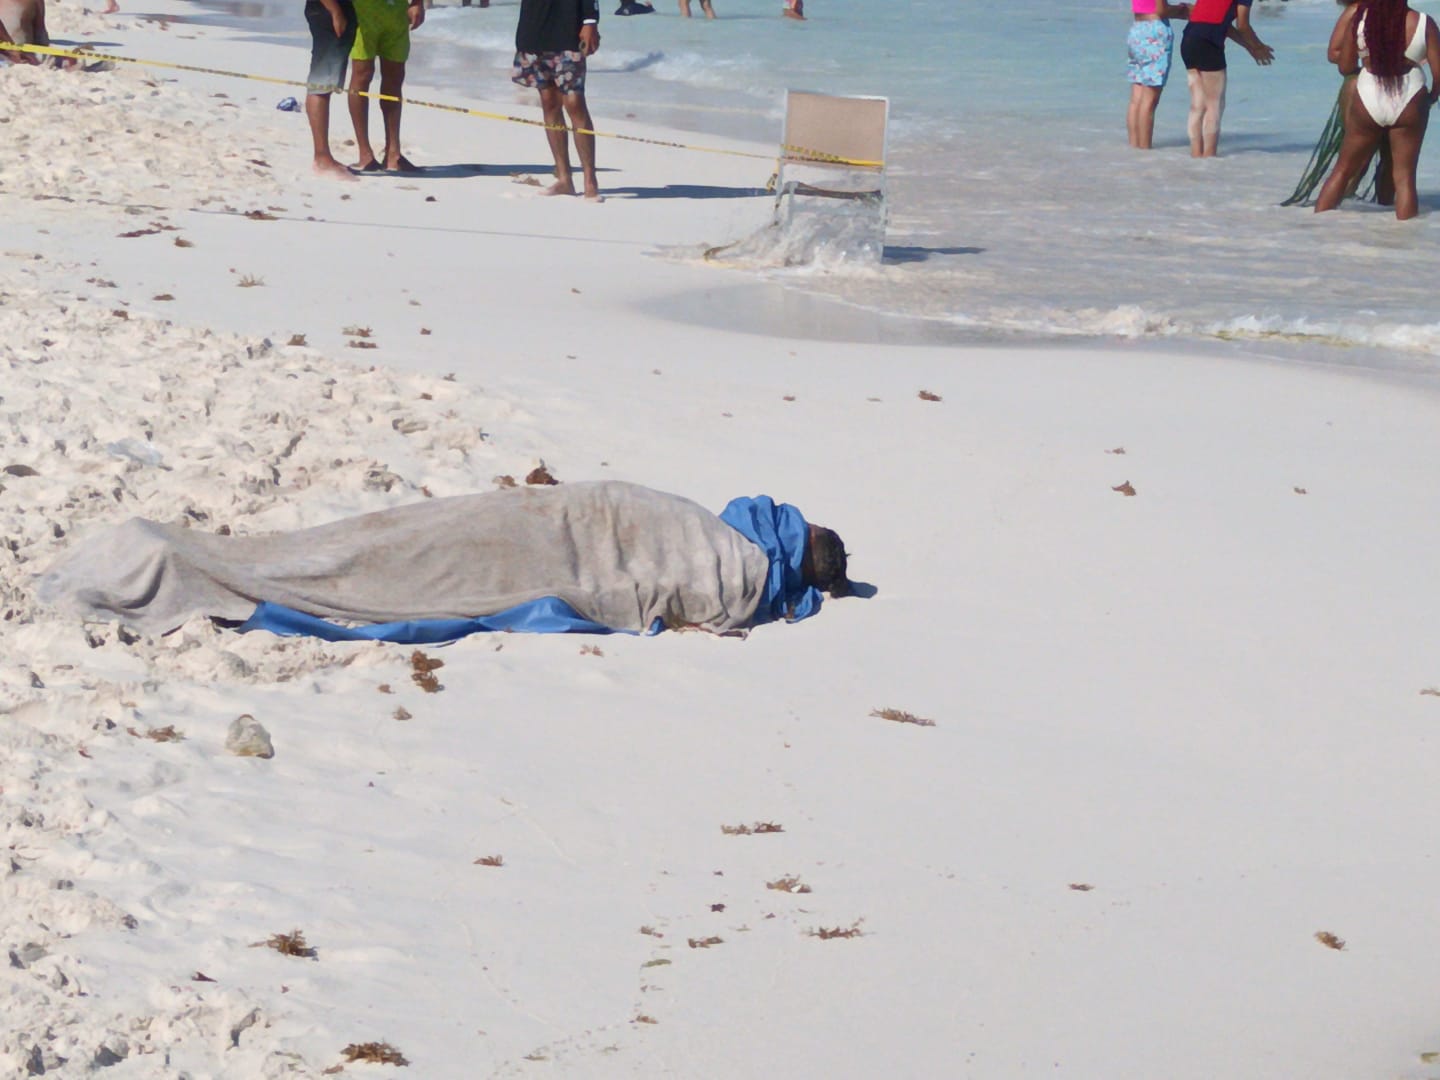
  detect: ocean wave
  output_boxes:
[948,304,1440,357]
[1207,312,1440,355]
[738,277,1440,368]
[952,307,1440,372]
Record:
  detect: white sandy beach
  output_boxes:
[5,3,1440,1077]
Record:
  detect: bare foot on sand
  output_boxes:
[539,178,603,201]
[314,158,358,182]
[102,0,120,12]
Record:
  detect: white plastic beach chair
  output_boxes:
[771,90,890,264]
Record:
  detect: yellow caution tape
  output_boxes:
[4,42,885,169]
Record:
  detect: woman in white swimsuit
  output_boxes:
[1316,0,1440,219]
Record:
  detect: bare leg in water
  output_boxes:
[1336,77,1395,202]
[1317,89,1426,219]
[1185,67,1226,157]
[1380,91,1429,219]
[1128,83,1163,149]
[1375,134,1396,205]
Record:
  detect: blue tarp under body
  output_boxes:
[238,596,655,642]
[238,495,820,644]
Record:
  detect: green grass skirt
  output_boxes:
[1282,78,1378,207]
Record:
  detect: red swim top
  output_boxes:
[1189,0,1244,26]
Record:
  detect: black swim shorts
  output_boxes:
[1180,24,1227,72]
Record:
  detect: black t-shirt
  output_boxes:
[516,0,599,53]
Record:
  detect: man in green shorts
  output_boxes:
[347,0,424,172]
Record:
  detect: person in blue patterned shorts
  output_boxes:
[1127,0,1190,149]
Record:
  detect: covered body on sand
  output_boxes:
[36,481,830,638]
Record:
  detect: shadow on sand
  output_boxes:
[356,162,606,180]
[602,184,770,200]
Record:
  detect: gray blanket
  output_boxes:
[36,481,772,635]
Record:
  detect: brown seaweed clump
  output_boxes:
[341,1041,409,1066]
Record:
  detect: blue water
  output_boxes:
[415,0,1345,140]
[200,0,1440,361]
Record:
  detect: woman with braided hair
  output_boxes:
[1282,0,1393,208]
[1315,0,1440,219]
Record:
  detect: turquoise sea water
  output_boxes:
[202,0,1440,363]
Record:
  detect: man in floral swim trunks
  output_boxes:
[513,0,602,200]
[1126,0,1189,150]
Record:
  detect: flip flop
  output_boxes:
[387,155,421,174]
[355,160,385,173]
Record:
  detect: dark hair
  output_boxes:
[1356,0,1412,93]
[806,526,850,598]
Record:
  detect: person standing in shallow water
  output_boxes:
[1180,0,1273,157]
[512,0,602,200]
[1127,0,1192,148]
[1127,0,1190,149]
[1315,0,1440,219]
[1332,0,1395,204]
